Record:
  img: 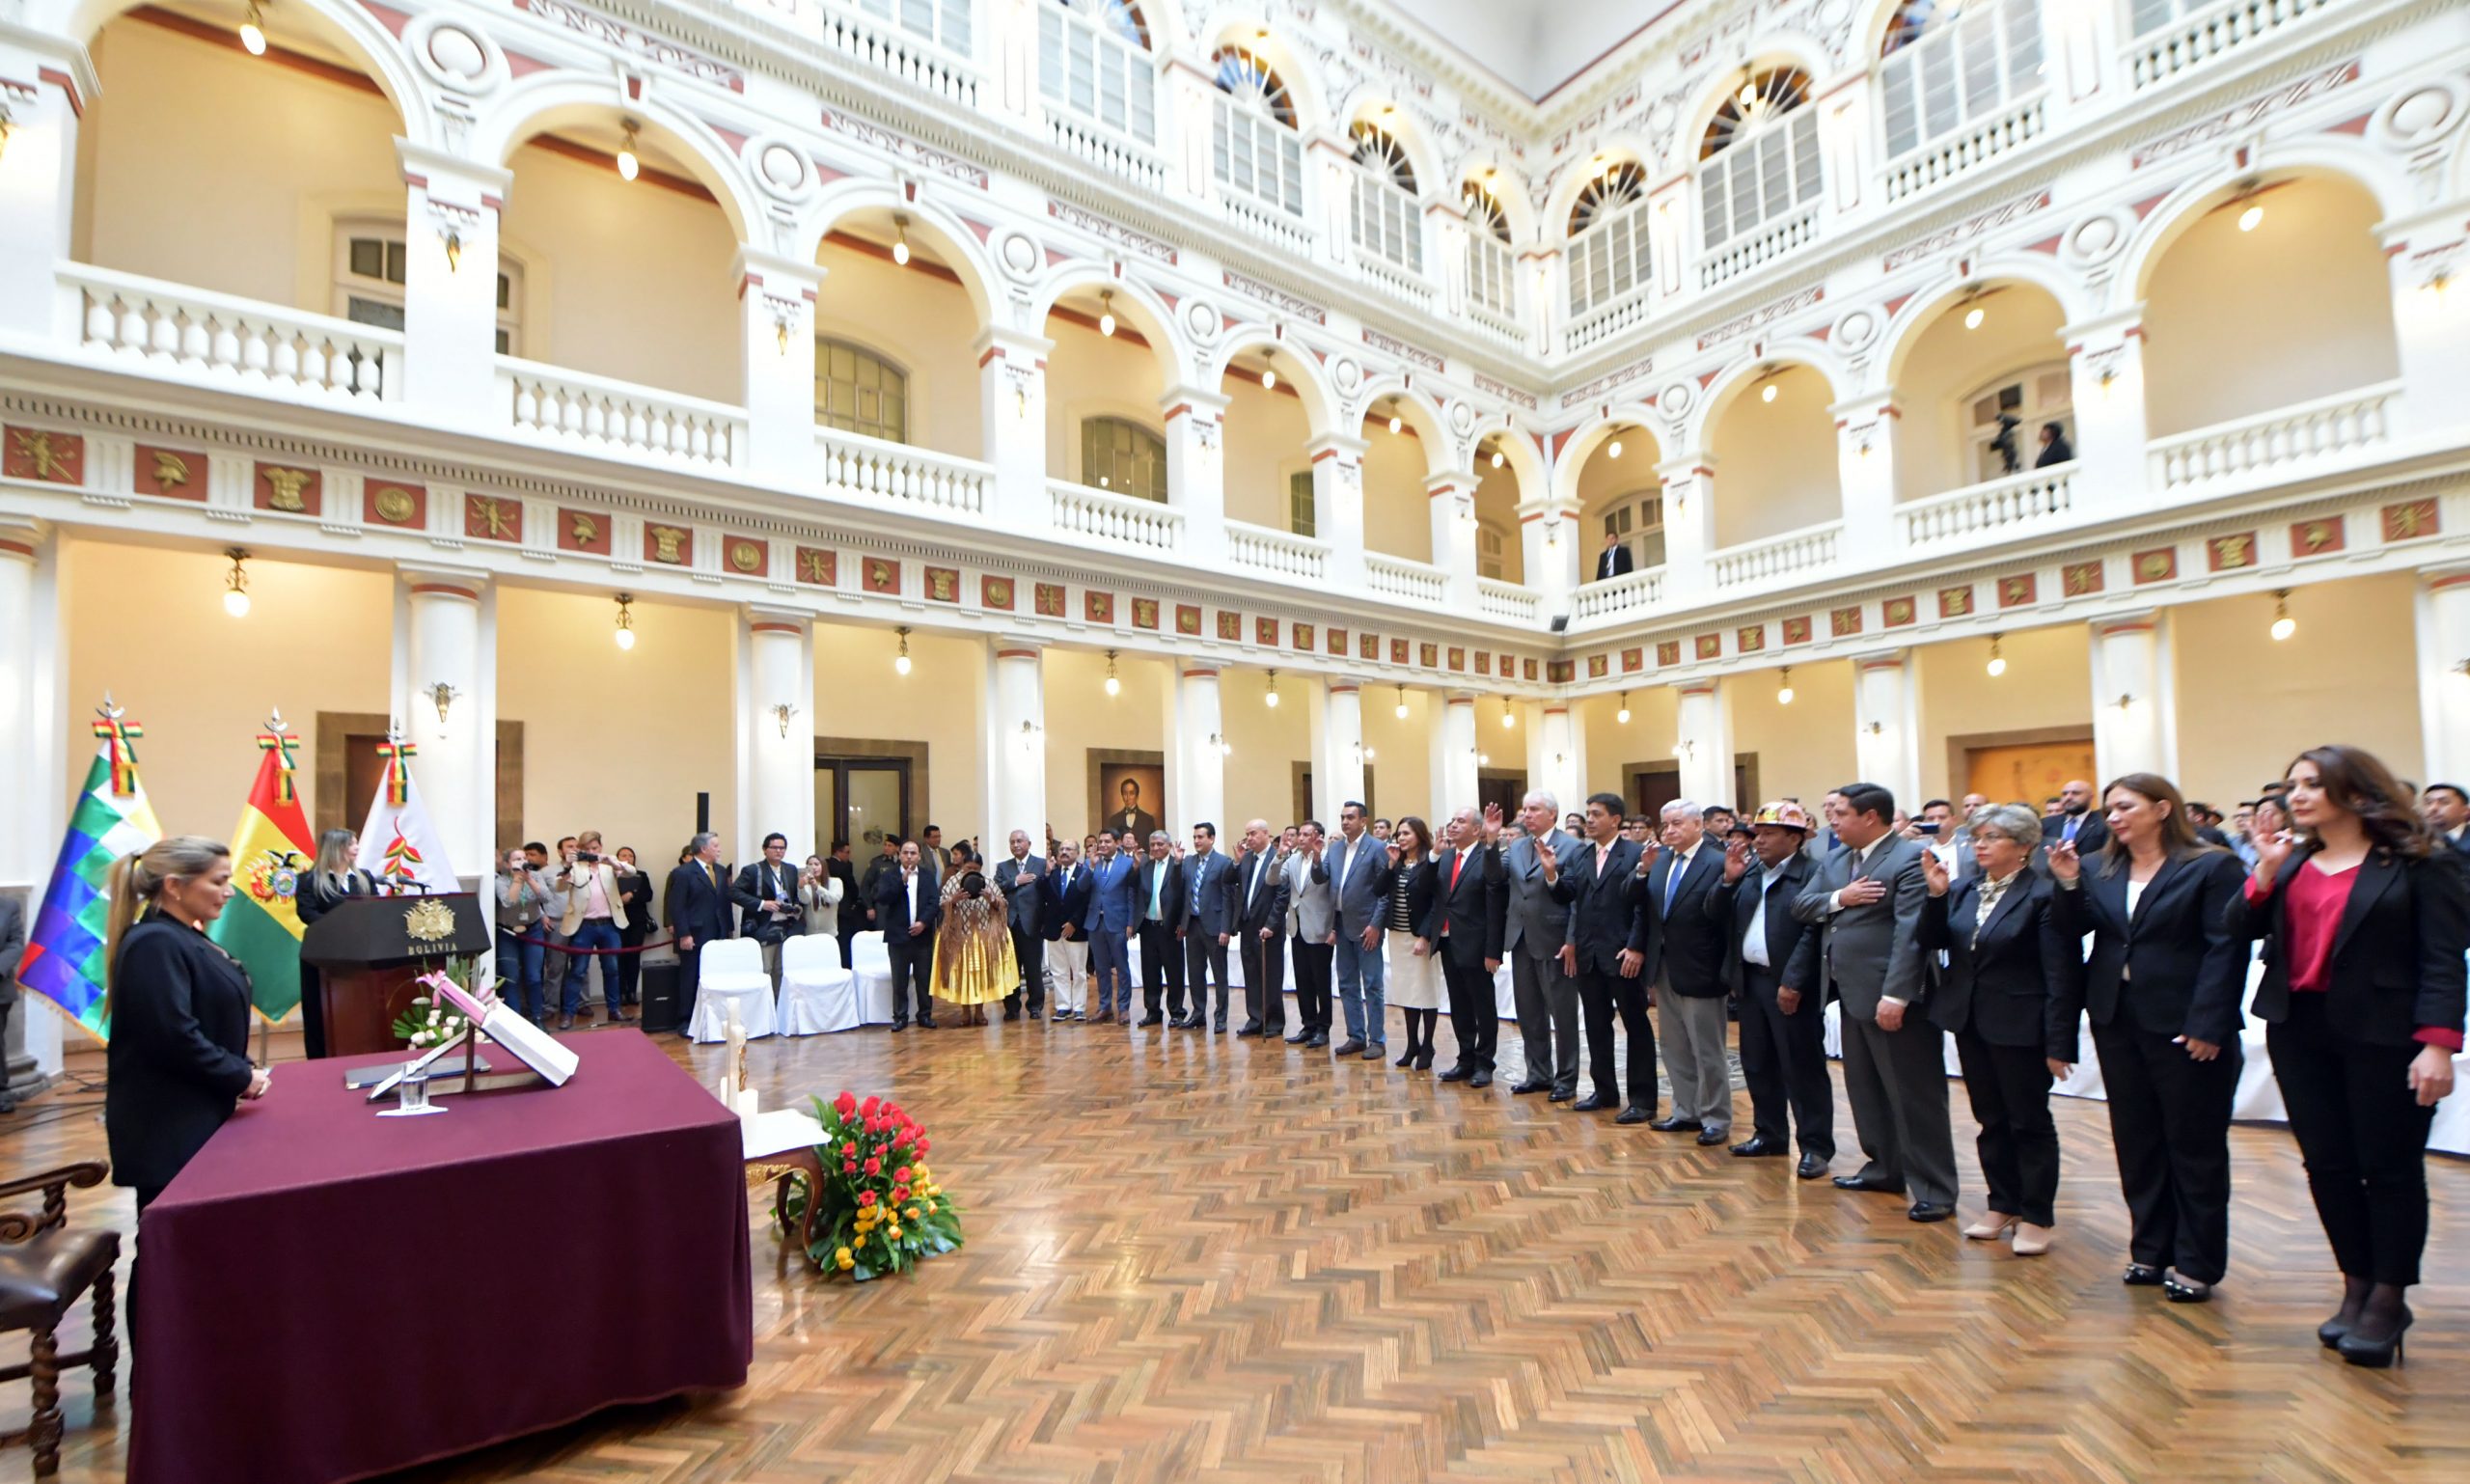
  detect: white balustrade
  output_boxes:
[1224,520,1330,582]
[1365,553,1450,606]
[2130,0,2331,91]
[1047,480,1182,552]
[1045,116,1166,194]
[1711,523,1841,590]
[1217,194,1316,259]
[1570,568,1665,621]
[1699,207,1818,291]
[67,263,398,403]
[1897,464,2076,548]
[1885,96,2046,204]
[1467,299,1526,347]
[815,3,980,107]
[2149,383,2398,492]
[500,359,745,466]
[815,425,990,513]
[1358,253,1434,308]
[1565,287,1654,354]
[1477,577,1541,624]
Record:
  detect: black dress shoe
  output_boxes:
[1832,1174,1907,1195]
[1438,1064,1472,1083]
[890,1019,908,1032]
[1002,1008,1021,1022]
[1572,1093,1616,1113]
[1138,1014,1163,1028]
[2122,1264,2166,1287]
[1908,1202,1955,1223]
[1028,1007,1044,1021]
[1333,1037,1365,1056]
[1547,1087,1576,1103]
[1694,1126,1728,1146]
[1510,1079,1550,1095]
[1236,1021,1263,1037]
[1730,1136,1789,1158]
[918,1018,938,1031]
[1649,1116,1703,1134]
[1796,1154,1829,1179]
[1468,1070,1492,1088]
[1307,1032,1329,1048]
[1212,1020,1228,1033]
[1364,1043,1385,1060]
[2163,1272,2215,1304]
[1615,1105,1652,1125]
[1285,1030,1310,1043]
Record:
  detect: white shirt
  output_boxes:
[1742,863,1788,969]
[1334,834,1361,893]
[903,868,919,920]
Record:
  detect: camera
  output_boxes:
[575,850,599,865]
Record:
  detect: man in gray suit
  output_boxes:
[0,893,23,1113]
[1283,821,1336,1047]
[1792,781,1959,1223]
[1503,790,1582,1099]
[1319,800,1392,1059]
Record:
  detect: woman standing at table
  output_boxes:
[2227,745,2464,1367]
[292,829,379,1058]
[1384,817,1442,1071]
[2047,773,2248,1304]
[104,837,270,1219]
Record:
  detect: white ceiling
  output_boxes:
[1378,0,1694,100]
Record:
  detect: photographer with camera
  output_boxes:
[556,830,632,1030]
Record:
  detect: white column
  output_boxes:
[1314,678,1366,822]
[1853,652,1922,809]
[1833,393,1899,568]
[1425,471,1480,605]
[0,521,64,1081]
[1160,386,1227,563]
[1813,68,1872,226]
[1533,702,1582,819]
[1306,129,1353,267]
[1518,496,1582,619]
[737,249,825,481]
[2090,612,2178,783]
[1308,432,1371,587]
[1675,681,1735,806]
[1436,692,1479,812]
[977,327,1053,529]
[2383,211,2470,438]
[1657,453,1715,604]
[2417,569,2470,787]
[399,568,492,881]
[988,640,1047,845]
[1172,663,1224,837]
[2064,308,2149,517]
[397,143,513,421]
[0,43,87,342]
[1163,59,1217,205]
[984,0,1038,123]
[741,610,816,861]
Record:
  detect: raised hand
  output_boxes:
[1721,838,1749,883]
[1633,841,1661,877]
[1919,848,1949,897]
[2251,827,2296,887]
[1482,802,1504,840]
[1536,838,1559,876]
[2046,838,2081,883]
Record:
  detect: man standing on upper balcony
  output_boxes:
[1595,529,1634,583]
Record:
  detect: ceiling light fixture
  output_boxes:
[1386,399,1402,435]
[892,625,913,675]
[2270,590,2295,642]
[1776,667,1796,705]
[1986,633,2006,677]
[1615,691,1632,725]
[616,119,641,182]
[1500,701,1516,729]
[1265,669,1280,707]
[2238,203,2264,233]
[1395,685,1410,720]
[221,547,252,618]
[1098,289,1116,338]
[239,0,268,56]
[1762,382,1778,403]
[1104,649,1121,697]
[1608,427,1624,459]
[613,592,636,650]
[892,214,911,266]
[1964,305,1985,330]
[1259,349,1276,390]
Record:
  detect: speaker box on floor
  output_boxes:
[639,963,679,1035]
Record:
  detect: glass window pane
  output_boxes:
[348,238,384,279]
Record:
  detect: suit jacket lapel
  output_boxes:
[2127,855,2184,933]
[1974,873,2029,953]
[2328,855,2399,961]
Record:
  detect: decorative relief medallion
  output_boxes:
[406,14,508,94]
[370,484,421,526]
[1132,596,1158,629]
[2063,561,2105,595]
[2207,534,2256,572]
[983,575,1016,610]
[135,446,201,500]
[1781,617,1812,646]
[997,230,1041,281]
[2131,547,2178,584]
[2384,500,2440,542]
[1419,643,1440,668]
[728,538,768,576]
[1693,633,1721,660]
[796,547,837,586]
[2291,516,2345,557]
[1882,596,1916,628]
[255,463,316,514]
[1737,624,1766,653]
[864,557,900,594]
[5,427,82,484]
[924,565,959,602]
[1037,583,1068,618]
[1656,640,1681,667]
[1830,606,1863,638]
[1219,611,1243,641]
[1831,308,1877,354]
[560,508,611,555]
[1587,653,1609,678]
[1999,574,2037,608]
[1938,585,1973,618]
[1175,602,1202,635]
[1084,591,1114,623]
[645,525,690,565]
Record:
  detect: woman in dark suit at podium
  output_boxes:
[293,829,379,1058]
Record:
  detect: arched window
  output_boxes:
[1476,518,1510,581]
[334,222,523,355]
[816,338,909,444]
[1879,0,2045,161]
[1601,490,1665,568]
[1959,360,2073,484]
[1567,161,1651,316]
[1040,1,1154,144]
[1081,416,1167,502]
[1463,181,1516,316]
[1349,122,1422,273]
[1213,45,1304,217]
[1699,69,1821,249]
[855,0,972,56]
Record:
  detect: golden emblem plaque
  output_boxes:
[403,898,456,945]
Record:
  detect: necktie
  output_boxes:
[1191,859,1205,913]
[1449,851,1465,892]
[1664,852,1685,915]
[2063,815,2079,842]
[1148,864,1164,920]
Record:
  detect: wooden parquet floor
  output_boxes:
[6,1014,2467,1484]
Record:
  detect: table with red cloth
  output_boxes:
[128,1029,752,1484]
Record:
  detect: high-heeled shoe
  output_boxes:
[2337,1307,2411,1368]
[1414,1048,1434,1071]
[1961,1213,2017,1242]
[2162,1271,2214,1304]
[2319,1278,2372,1349]
[1395,1043,1418,1067]
[2011,1223,2054,1256]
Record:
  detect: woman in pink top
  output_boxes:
[2225,745,2465,1369]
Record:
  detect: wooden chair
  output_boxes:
[0,1162,119,1478]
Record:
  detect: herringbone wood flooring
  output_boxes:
[7,1014,2466,1483]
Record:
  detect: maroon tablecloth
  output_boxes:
[128,1030,752,1484]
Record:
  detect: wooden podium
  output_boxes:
[301,893,492,1057]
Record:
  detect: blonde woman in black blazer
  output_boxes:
[2047,773,2249,1304]
[2225,745,2464,1367]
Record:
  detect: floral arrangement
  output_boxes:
[392,961,501,1049]
[780,1090,961,1279]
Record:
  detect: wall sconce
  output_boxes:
[2453,659,2470,677]
[1104,648,1121,697]
[1353,741,1376,762]
[771,701,802,739]
[892,213,911,266]
[443,232,462,273]
[1265,668,1280,707]
[0,103,14,163]
[1672,739,1694,759]
[1864,720,1883,735]
[1210,732,1230,756]
[892,625,913,675]
[424,681,461,728]
[2114,693,2136,711]
[613,592,636,650]
[777,319,791,354]
[1478,751,1492,766]
[616,119,641,182]
[1017,718,1043,751]
[221,546,253,618]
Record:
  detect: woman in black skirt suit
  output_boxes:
[292,828,379,1058]
[2225,745,2464,1366]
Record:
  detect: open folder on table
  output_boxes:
[363,980,581,1101]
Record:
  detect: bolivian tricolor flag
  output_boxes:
[210,724,316,1023]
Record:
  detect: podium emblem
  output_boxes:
[403,899,456,945]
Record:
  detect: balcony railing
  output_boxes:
[1047,479,1181,552]
[1565,286,1653,354]
[1224,519,1329,581]
[2149,383,2398,493]
[1216,193,1316,259]
[1477,577,1540,624]
[1884,96,2046,205]
[1357,252,1434,308]
[1366,552,1450,606]
[1711,522,1840,591]
[1045,115,1166,195]
[1466,298,1526,347]
[1898,464,2076,549]
[815,425,989,513]
[2130,0,2332,91]
[500,359,745,467]
[1571,567,1665,621]
[815,2,979,108]
[64,263,398,403]
[1699,207,1818,291]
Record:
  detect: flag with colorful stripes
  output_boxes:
[210,724,315,1023]
[19,741,164,1042]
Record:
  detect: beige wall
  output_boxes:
[1041,646,1168,838]
[1218,667,1315,823]
[1473,461,1524,579]
[1711,365,1840,547]
[1575,430,1664,536]
[1044,318,1165,484]
[813,240,983,459]
[61,540,393,838]
[1359,684,1437,821]
[1578,685,1679,806]
[1360,425,1430,562]
[2169,573,2422,808]
[1221,376,1312,531]
[1916,623,2093,803]
[1730,660,1856,805]
[812,623,987,844]
[2142,176,2400,437]
[1893,288,2069,501]
[497,588,733,863]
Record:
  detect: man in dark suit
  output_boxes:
[1643,800,1732,1143]
[1180,823,1238,1031]
[873,838,940,1031]
[1134,832,1186,1026]
[1040,840,1094,1020]
[1321,801,1391,1058]
[2041,778,2108,855]
[1593,530,1633,583]
[995,829,1047,1021]
[2418,781,2470,855]
[1431,807,1508,1086]
[1709,802,1829,1177]
[1793,783,1958,1223]
[1548,791,1658,1122]
[731,832,803,984]
[1505,791,1583,1099]
[1283,822,1336,1046]
[827,840,861,967]
[1231,819,1292,1038]
[663,832,735,1036]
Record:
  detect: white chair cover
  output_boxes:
[850,931,896,1026]
[778,934,857,1035]
[687,938,776,1042]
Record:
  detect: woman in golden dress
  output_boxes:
[931,869,1016,1027]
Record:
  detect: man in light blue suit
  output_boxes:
[1318,800,1393,1059]
[1081,831,1139,1024]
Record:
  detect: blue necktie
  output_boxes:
[1191,860,1204,914]
[1664,854,1684,915]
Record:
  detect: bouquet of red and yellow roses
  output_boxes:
[781,1090,962,1280]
